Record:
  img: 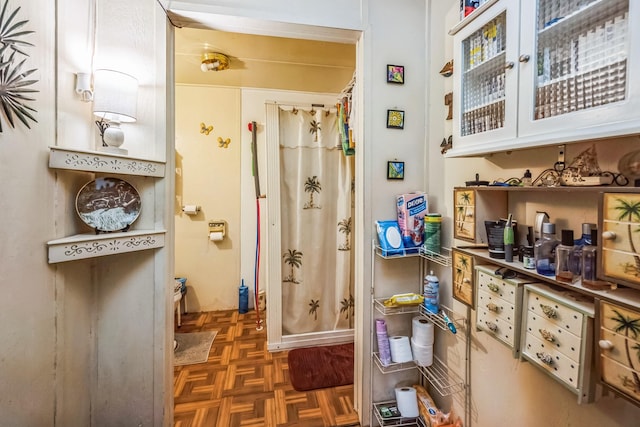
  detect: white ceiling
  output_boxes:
[174,27,356,93]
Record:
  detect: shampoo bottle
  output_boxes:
[582,229,598,287]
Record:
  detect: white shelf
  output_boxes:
[419,304,465,337]
[373,400,426,426]
[449,0,500,35]
[416,355,466,397]
[372,352,417,374]
[47,229,166,263]
[374,298,422,316]
[49,146,165,177]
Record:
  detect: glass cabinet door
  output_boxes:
[453,0,520,153]
[518,0,635,137]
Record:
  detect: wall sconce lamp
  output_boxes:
[92,69,138,155]
[200,52,230,72]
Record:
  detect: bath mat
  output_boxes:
[174,331,217,366]
[288,343,354,391]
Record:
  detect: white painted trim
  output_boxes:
[265,102,283,348]
[267,329,354,352]
[49,147,166,177]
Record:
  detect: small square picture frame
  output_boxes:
[386,109,405,129]
[452,248,475,309]
[387,161,405,180]
[387,64,404,84]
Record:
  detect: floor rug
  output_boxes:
[288,342,354,391]
[174,331,217,366]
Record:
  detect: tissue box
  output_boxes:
[396,192,428,253]
[375,220,405,256]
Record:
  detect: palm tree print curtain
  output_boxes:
[279,107,354,335]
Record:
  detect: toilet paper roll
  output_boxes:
[183,205,199,215]
[395,387,419,418]
[412,316,434,345]
[209,232,224,241]
[389,336,413,363]
[411,337,433,367]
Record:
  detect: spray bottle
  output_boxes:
[423,271,440,314]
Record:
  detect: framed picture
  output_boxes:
[453,188,476,241]
[387,64,404,84]
[387,109,405,129]
[387,161,405,180]
[452,248,475,309]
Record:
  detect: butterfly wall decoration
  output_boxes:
[217,137,231,148]
[200,122,213,135]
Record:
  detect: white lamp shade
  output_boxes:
[93,69,138,123]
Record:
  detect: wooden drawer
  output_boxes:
[522,332,581,391]
[600,301,640,346]
[522,284,595,403]
[598,299,640,405]
[525,289,585,337]
[524,309,582,362]
[477,307,516,348]
[600,354,640,404]
[477,289,515,324]
[476,265,529,305]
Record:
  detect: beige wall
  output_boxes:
[175,85,242,311]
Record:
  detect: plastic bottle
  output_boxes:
[574,223,596,246]
[582,229,598,287]
[239,279,249,314]
[424,214,442,254]
[503,214,514,262]
[423,271,440,314]
[534,222,560,276]
[556,229,579,283]
[522,169,533,186]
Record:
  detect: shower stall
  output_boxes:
[265,102,355,350]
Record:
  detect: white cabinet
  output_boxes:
[475,265,529,357]
[521,283,595,403]
[47,147,167,263]
[449,0,639,157]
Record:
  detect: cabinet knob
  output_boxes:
[504,61,515,70]
[487,283,500,293]
[519,54,530,63]
[486,302,500,313]
[540,304,557,319]
[485,321,498,332]
[539,329,555,343]
[602,231,617,241]
[536,352,554,366]
[599,339,614,350]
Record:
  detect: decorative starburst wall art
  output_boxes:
[0,0,38,133]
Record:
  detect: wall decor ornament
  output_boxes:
[200,122,213,135]
[0,0,38,132]
[387,161,404,180]
[452,248,475,309]
[386,109,405,129]
[387,64,404,84]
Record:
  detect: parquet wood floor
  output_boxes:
[174,309,361,427]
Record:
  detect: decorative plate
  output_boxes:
[75,177,141,232]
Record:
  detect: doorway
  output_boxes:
[173,26,358,349]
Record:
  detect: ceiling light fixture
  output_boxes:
[200,52,230,72]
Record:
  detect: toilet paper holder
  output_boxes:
[208,220,226,238]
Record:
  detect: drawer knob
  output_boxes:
[602,231,616,241]
[487,283,500,293]
[540,304,557,319]
[485,321,498,332]
[539,329,555,343]
[486,302,500,313]
[536,352,554,366]
[599,339,614,350]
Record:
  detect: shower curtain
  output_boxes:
[278,106,354,335]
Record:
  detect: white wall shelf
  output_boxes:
[49,146,166,177]
[47,229,166,264]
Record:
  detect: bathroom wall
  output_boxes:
[174,85,242,311]
[174,85,345,312]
